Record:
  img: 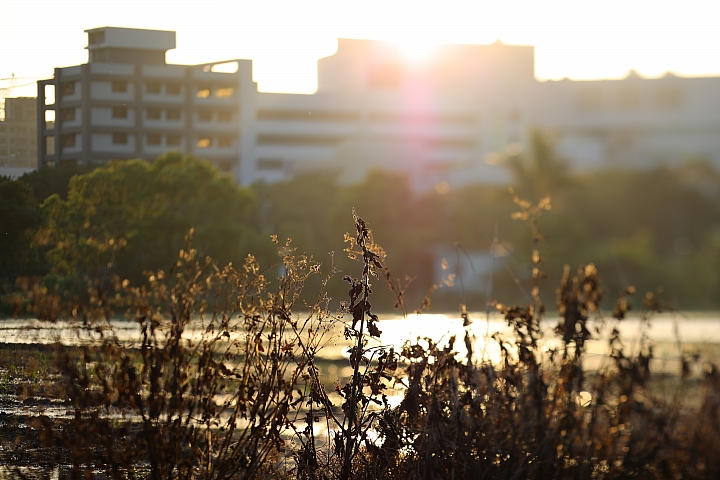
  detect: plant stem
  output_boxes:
[341,254,371,480]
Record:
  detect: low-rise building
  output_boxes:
[0,97,37,168]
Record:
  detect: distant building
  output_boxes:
[0,97,37,168]
[36,27,720,188]
[531,71,720,172]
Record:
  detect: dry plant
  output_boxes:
[13,205,720,480]
[22,230,343,479]
[355,196,720,479]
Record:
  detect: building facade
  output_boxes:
[36,27,720,188]
[0,97,37,168]
[37,27,251,175]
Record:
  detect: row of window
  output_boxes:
[60,81,235,98]
[575,86,683,112]
[0,148,36,155]
[0,137,34,144]
[255,109,479,124]
[59,133,236,148]
[62,81,131,96]
[255,133,476,148]
[0,126,33,134]
[59,107,235,122]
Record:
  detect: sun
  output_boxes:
[393,38,440,64]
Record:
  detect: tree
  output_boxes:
[505,130,572,201]
[19,161,97,204]
[40,152,259,283]
[253,172,340,260]
[0,178,43,281]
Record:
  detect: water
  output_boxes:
[2,311,719,370]
[1,312,718,474]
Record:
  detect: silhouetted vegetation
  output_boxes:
[4,199,720,479]
[19,161,97,204]
[0,178,44,289]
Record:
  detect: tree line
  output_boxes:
[2,144,720,314]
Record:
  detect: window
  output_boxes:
[61,134,76,148]
[618,86,641,110]
[196,87,211,98]
[576,87,603,112]
[166,109,182,120]
[61,108,75,122]
[88,31,105,45]
[218,110,233,122]
[218,135,233,147]
[198,110,213,122]
[111,81,128,93]
[44,110,55,127]
[112,133,129,144]
[92,50,107,63]
[256,133,344,146]
[44,84,56,104]
[60,82,75,96]
[167,134,182,145]
[112,107,128,119]
[257,109,359,122]
[257,158,284,170]
[166,83,181,95]
[215,87,234,98]
[656,86,681,109]
[146,82,161,94]
[197,137,211,148]
[146,108,162,120]
[147,133,162,145]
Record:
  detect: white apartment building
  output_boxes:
[37,27,720,188]
[37,28,250,175]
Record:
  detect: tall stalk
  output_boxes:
[340,212,373,480]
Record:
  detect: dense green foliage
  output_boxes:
[19,161,97,204]
[2,148,720,311]
[39,152,260,284]
[0,178,44,282]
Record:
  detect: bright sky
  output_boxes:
[2,0,720,97]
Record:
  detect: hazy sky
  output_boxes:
[2,0,720,96]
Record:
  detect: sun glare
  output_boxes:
[394,38,439,64]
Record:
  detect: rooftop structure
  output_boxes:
[85,27,176,64]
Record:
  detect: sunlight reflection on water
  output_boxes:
[2,312,720,361]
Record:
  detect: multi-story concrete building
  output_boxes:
[37,27,250,174]
[36,27,720,188]
[0,97,37,168]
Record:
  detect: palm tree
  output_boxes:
[505,130,572,200]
